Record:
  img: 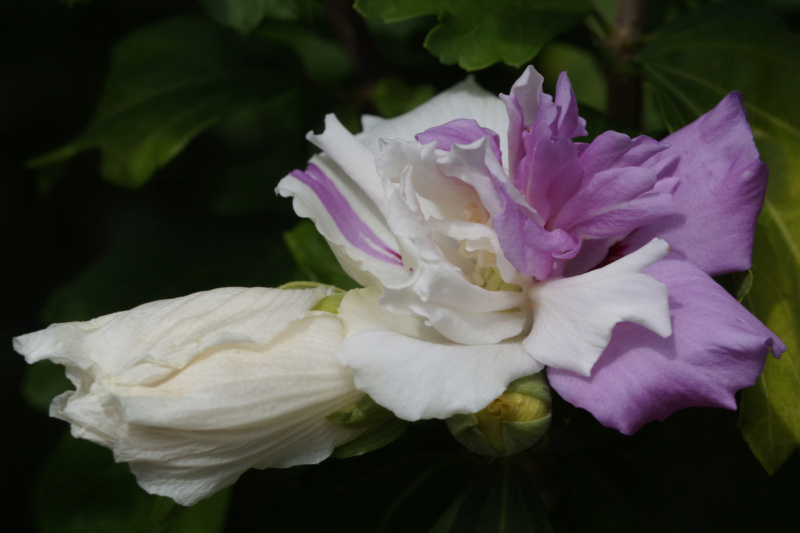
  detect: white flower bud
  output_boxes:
[13,286,363,506]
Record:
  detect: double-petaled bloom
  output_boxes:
[278,65,785,431]
[14,66,785,506]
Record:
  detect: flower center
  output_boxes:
[471,266,521,292]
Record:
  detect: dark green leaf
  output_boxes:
[42,219,295,324]
[356,0,592,71]
[356,0,448,21]
[258,23,353,84]
[328,395,396,429]
[370,77,436,118]
[200,0,303,33]
[29,17,295,187]
[20,360,73,413]
[637,1,800,472]
[283,220,360,290]
[35,434,230,533]
[331,418,410,459]
[429,462,552,532]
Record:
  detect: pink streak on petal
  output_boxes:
[290,164,402,265]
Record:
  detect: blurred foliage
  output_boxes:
[36,435,230,533]
[3,0,800,531]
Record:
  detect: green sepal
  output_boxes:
[331,419,410,459]
[327,395,395,429]
[311,292,345,314]
[277,282,346,314]
[447,373,552,458]
[277,281,330,290]
[506,373,552,402]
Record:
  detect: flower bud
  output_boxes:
[13,286,363,506]
[446,372,551,457]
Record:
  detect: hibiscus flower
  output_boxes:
[14,66,785,506]
[278,65,785,432]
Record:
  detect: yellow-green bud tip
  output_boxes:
[446,373,551,457]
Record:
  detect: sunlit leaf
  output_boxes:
[638,1,800,472]
[29,16,295,187]
[35,434,230,533]
[356,0,592,71]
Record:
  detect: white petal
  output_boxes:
[358,77,510,168]
[525,238,672,376]
[307,114,391,216]
[13,287,363,506]
[276,156,406,288]
[337,288,542,420]
[379,168,528,344]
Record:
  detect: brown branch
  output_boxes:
[323,0,386,85]
[605,0,647,131]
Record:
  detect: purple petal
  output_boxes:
[493,190,582,280]
[578,131,667,178]
[415,118,503,163]
[511,74,586,221]
[290,164,401,265]
[548,252,786,434]
[552,72,587,139]
[622,92,769,275]
[552,166,674,239]
[501,66,545,178]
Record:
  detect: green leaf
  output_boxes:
[29,16,294,187]
[200,0,301,33]
[429,462,552,533]
[370,77,436,118]
[740,211,800,473]
[638,1,800,472]
[283,220,361,290]
[331,418,410,459]
[20,360,73,413]
[356,0,592,71]
[42,219,296,324]
[35,434,230,533]
[328,395,396,429]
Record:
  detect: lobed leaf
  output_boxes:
[638,1,800,472]
[356,0,592,71]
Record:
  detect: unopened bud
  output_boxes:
[447,372,551,457]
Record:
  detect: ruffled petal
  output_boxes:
[358,77,509,166]
[277,157,405,288]
[436,136,580,280]
[548,252,786,434]
[337,288,542,420]
[552,166,673,239]
[525,238,672,376]
[623,92,768,275]
[378,163,529,345]
[577,131,666,178]
[501,65,544,178]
